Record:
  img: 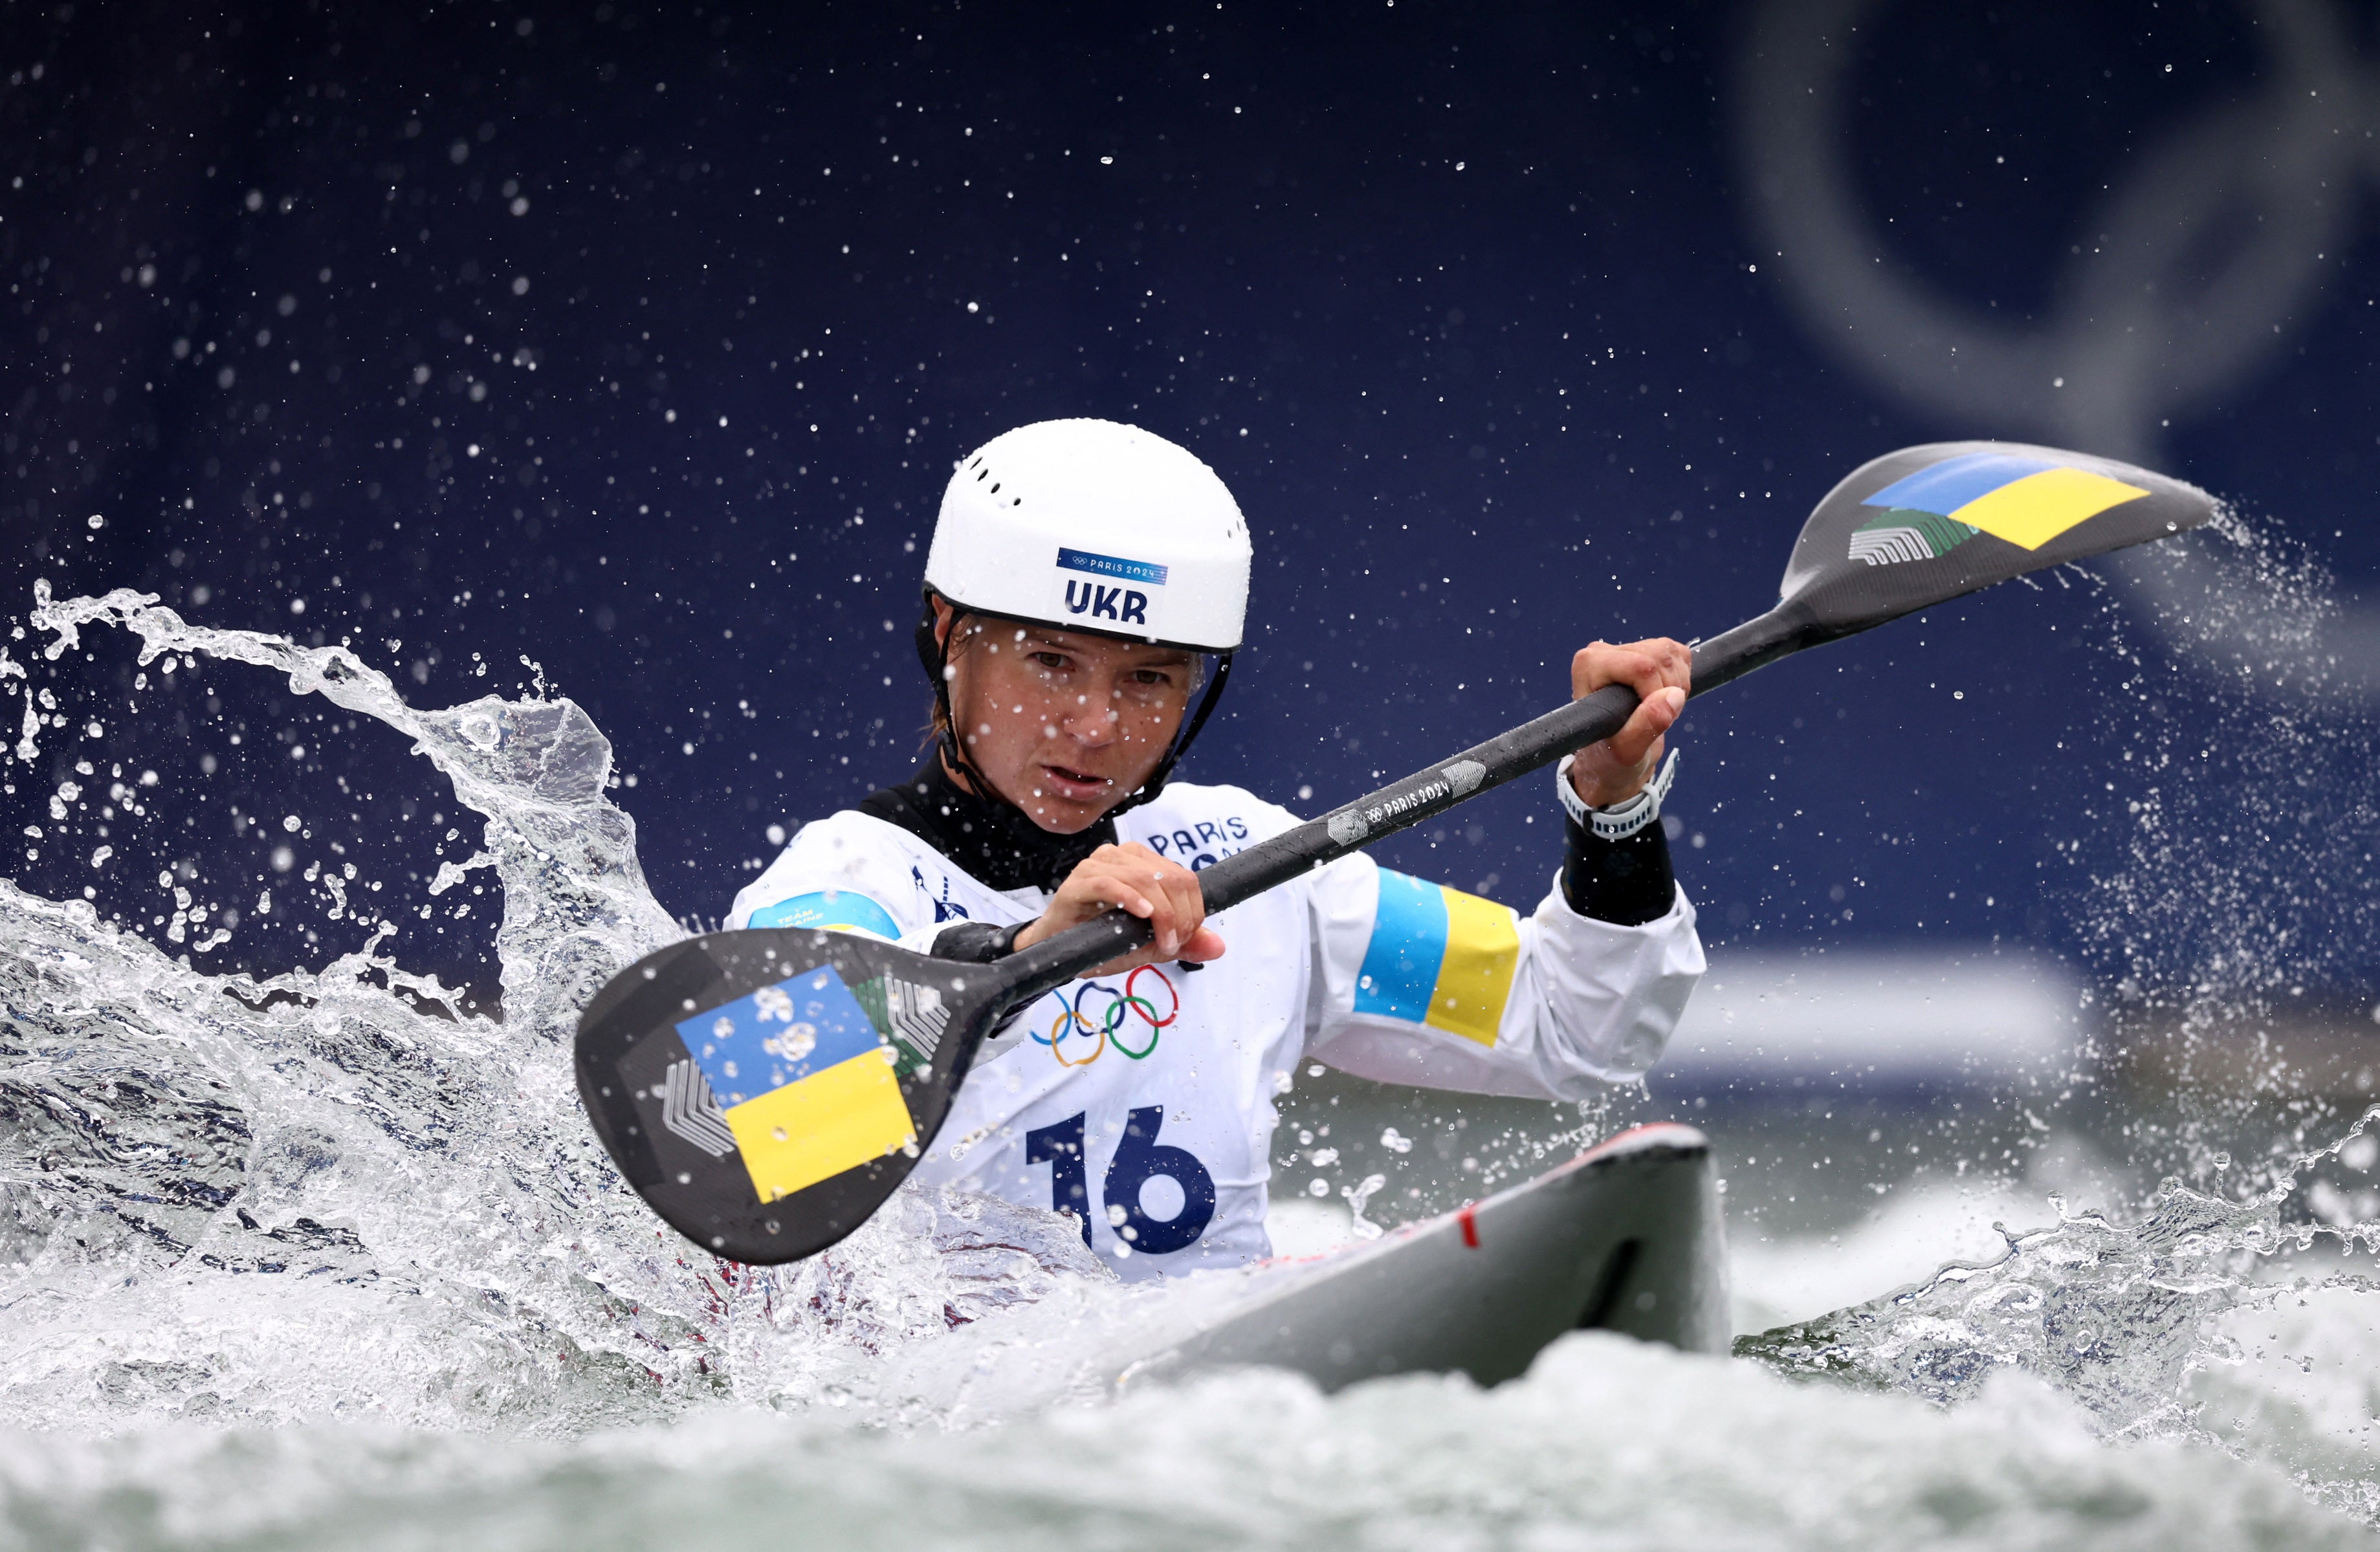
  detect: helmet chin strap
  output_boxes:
[912,589,1235,827]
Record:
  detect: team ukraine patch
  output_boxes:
[674,965,915,1202]
[1353,869,1521,1046]
[1053,546,1169,633]
[1850,452,2148,566]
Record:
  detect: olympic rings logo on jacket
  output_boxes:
[1032,964,1180,1067]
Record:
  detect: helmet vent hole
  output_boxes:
[989,483,1000,494]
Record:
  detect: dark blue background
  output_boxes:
[3,0,2374,1005]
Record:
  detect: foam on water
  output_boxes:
[2,1341,2372,1552]
[0,586,1107,1436]
[1741,1118,2380,1515]
[1,582,2377,1548]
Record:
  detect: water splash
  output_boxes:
[1740,1106,2380,1516]
[0,586,1104,1434]
[1715,513,2380,1526]
[2061,518,2380,1190]
[26,579,675,1040]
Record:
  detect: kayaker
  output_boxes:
[731,419,1704,1278]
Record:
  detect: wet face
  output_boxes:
[936,602,1196,834]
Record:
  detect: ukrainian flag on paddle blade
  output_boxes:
[1851,451,2148,567]
[1354,869,1521,1045]
[675,965,916,1203]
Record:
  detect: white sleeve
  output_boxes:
[1301,851,1704,1101]
[725,813,938,952]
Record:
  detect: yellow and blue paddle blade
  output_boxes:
[1777,441,2218,640]
[573,928,1016,1263]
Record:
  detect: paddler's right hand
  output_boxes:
[1012,842,1226,978]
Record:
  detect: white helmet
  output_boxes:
[915,419,1253,813]
[924,419,1252,651]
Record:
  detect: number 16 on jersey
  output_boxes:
[1025,1106,1217,1256]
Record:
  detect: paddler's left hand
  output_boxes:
[1566,637,1691,807]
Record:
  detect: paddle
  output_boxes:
[575,439,2216,1263]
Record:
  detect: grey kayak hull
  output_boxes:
[1119,1121,1730,1392]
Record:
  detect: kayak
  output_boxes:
[1120,1121,1731,1392]
[899,1122,1728,1417]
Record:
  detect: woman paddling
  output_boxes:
[730,418,1704,1278]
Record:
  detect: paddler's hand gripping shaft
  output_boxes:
[997,606,1809,1011]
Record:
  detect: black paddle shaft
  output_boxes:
[997,603,1818,1008]
[998,441,2220,1007]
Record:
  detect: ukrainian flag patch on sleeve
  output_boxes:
[1352,869,1521,1046]
[674,964,916,1202]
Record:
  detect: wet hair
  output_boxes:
[921,611,987,750]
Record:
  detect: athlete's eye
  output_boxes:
[1028,651,1070,672]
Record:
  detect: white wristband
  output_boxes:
[1557,749,1680,842]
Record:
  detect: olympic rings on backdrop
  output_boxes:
[1736,0,2380,703]
[1030,965,1178,1066]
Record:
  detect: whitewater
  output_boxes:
[3,573,2379,1550]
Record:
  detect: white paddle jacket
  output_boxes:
[728,780,1704,1279]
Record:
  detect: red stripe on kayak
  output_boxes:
[1457,1203,1479,1248]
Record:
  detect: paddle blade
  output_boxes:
[1776,441,2217,639]
[573,928,1002,1263]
